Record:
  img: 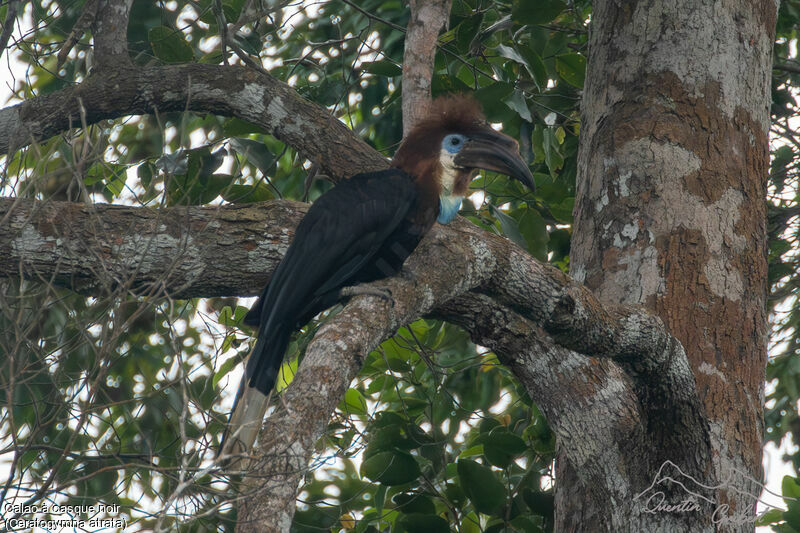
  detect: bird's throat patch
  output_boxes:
[438,195,463,224]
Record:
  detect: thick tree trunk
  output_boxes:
[564,0,776,530]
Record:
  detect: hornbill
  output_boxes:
[220,94,535,460]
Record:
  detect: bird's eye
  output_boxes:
[442,134,467,154]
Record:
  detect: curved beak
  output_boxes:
[454,129,536,192]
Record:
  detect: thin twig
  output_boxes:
[0,0,19,59]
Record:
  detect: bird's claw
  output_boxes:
[340,285,394,306]
[399,269,418,283]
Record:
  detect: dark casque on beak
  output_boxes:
[454,129,536,192]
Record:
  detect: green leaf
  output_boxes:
[223,118,268,136]
[490,205,528,250]
[148,26,193,63]
[481,428,527,468]
[504,89,533,122]
[431,74,472,97]
[221,183,273,203]
[188,147,226,178]
[783,475,800,500]
[364,425,407,458]
[229,138,276,175]
[373,411,407,429]
[397,513,449,533]
[510,515,545,533]
[785,502,800,531]
[456,15,485,54]
[513,0,567,25]
[474,82,515,118]
[85,163,128,197]
[516,208,549,259]
[755,507,784,526]
[457,459,507,514]
[518,48,549,90]
[549,197,574,223]
[361,451,421,486]
[480,418,503,434]
[341,388,368,416]
[543,128,565,175]
[522,489,555,519]
[374,484,387,513]
[458,445,485,459]
[771,144,794,192]
[461,513,483,533]
[555,53,587,88]
[496,44,529,68]
[360,60,402,77]
[213,355,242,389]
[393,493,436,515]
[138,161,156,190]
[274,357,297,392]
[218,306,236,327]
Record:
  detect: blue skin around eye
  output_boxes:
[442,134,467,154]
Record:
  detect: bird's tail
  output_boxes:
[218,376,269,467]
[218,325,292,466]
[246,324,292,395]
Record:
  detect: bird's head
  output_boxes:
[391,94,535,224]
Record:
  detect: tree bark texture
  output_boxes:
[0,63,386,180]
[564,0,776,531]
[401,0,453,135]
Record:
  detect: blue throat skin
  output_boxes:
[438,195,464,224]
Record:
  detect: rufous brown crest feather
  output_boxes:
[391,93,487,175]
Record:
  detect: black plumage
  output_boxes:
[241,168,433,394]
[220,94,535,460]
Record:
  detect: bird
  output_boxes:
[220,94,536,462]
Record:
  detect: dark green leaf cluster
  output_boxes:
[294,320,555,532]
[766,4,800,513]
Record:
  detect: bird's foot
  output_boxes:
[340,285,394,306]
[399,269,418,283]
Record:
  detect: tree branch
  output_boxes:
[0,195,692,370]
[0,63,386,180]
[57,0,99,68]
[91,0,134,70]
[402,0,452,135]
[0,195,700,400]
[1,193,707,526]
[0,0,19,60]
[0,197,305,298]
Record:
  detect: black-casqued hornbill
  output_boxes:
[221,94,536,460]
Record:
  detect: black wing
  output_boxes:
[245,168,418,393]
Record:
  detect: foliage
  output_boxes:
[0,0,798,530]
[0,0,587,529]
[768,0,800,506]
